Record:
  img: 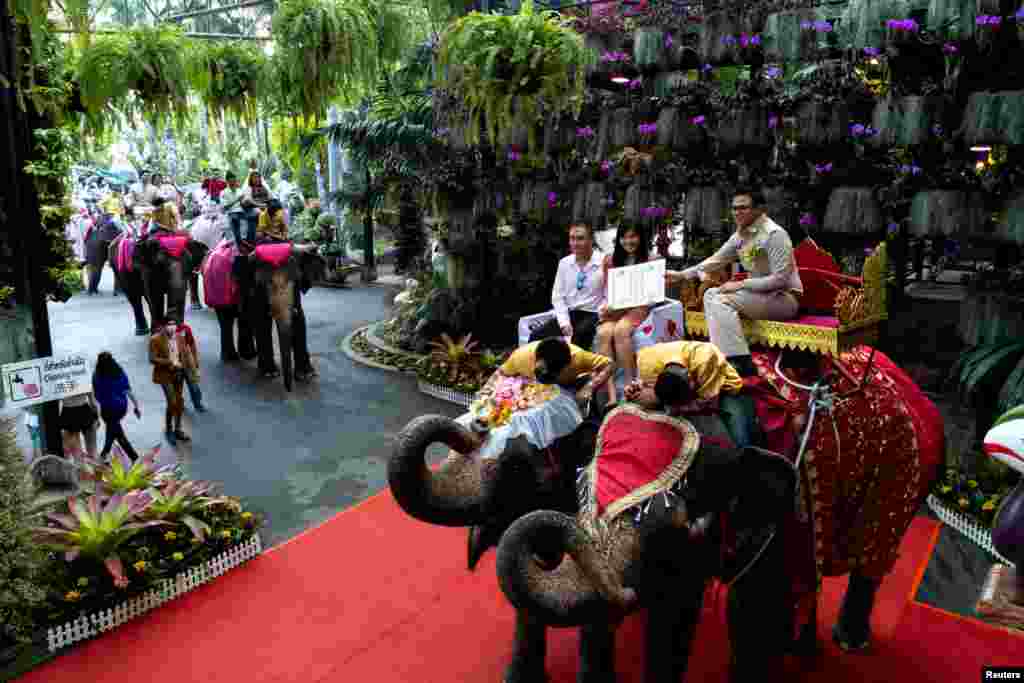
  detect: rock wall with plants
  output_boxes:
[414,0,1024,350]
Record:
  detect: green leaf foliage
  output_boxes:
[436,0,594,152]
[270,0,411,121]
[951,341,1024,415]
[188,41,268,125]
[75,25,191,132]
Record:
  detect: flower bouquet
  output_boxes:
[470,375,560,431]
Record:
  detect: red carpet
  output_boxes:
[20,492,1021,683]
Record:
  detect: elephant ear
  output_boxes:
[732,446,797,528]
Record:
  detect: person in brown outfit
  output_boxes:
[149,319,190,445]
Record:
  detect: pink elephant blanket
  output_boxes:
[157,235,189,259]
[116,236,136,273]
[254,243,293,268]
[203,240,240,307]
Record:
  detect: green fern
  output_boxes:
[75,25,191,132]
[436,0,594,152]
[188,42,267,125]
[950,341,1024,415]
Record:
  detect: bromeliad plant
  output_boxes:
[75,446,177,495]
[143,479,238,542]
[34,492,169,588]
[436,0,594,152]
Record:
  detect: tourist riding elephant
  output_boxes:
[85,213,122,295]
[131,232,208,326]
[236,242,325,391]
[390,347,945,683]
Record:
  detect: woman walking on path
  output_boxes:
[92,352,142,461]
[149,320,190,445]
[59,390,99,458]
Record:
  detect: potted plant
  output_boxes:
[188,41,267,125]
[435,0,594,152]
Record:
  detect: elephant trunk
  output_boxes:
[496,510,637,628]
[388,415,491,526]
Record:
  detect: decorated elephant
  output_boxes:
[109,230,207,330]
[203,240,324,391]
[390,347,944,683]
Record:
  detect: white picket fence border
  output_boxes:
[45,533,262,653]
[927,494,1015,567]
[417,379,477,407]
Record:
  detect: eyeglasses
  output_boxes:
[576,271,587,291]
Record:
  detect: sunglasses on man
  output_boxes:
[576,270,587,291]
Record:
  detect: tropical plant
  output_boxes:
[33,491,170,587]
[435,0,594,152]
[188,41,268,125]
[269,0,410,121]
[143,479,236,542]
[0,417,47,644]
[423,332,480,383]
[74,25,192,130]
[74,446,177,495]
[950,341,1024,438]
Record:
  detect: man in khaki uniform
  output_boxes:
[497,338,613,409]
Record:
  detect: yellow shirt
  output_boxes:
[636,341,743,401]
[500,341,611,387]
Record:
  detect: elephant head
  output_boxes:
[133,234,206,323]
[494,443,798,626]
[389,413,600,569]
[245,243,326,391]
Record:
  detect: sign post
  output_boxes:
[1,353,93,409]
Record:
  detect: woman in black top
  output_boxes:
[91,352,142,461]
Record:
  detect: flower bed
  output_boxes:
[31,447,266,653]
[416,378,476,407]
[927,494,1014,566]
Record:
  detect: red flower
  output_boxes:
[642,325,654,335]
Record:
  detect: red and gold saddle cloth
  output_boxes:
[254,242,293,268]
[579,404,700,525]
[156,235,189,259]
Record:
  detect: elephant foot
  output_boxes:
[831,622,871,654]
[295,365,317,382]
[135,327,151,336]
[503,659,547,683]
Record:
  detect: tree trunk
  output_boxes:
[362,167,377,282]
[1,5,62,456]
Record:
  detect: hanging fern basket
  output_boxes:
[871,95,947,147]
[656,107,708,152]
[598,107,638,157]
[908,190,988,237]
[925,0,1000,41]
[839,0,912,50]
[718,104,772,151]
[572,182,609,227]
[188,41,267,125]
[962,91,1024,147]
[763,9,825,63]
[436,0,593,153]
[823,187,885,235]
[634,27,667,71]
[685,186,728,237]
[795,100,851,147]
[996,188,1024,245]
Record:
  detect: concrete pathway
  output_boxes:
[8,265,460,546]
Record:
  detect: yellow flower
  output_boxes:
[76,577,89,587]
[220,530,232,539]
[982,500,997,511]
[958,498,969,509]
[967,480,978,489]
[241,512,253,521]
[172,552,184,561]
[65,591,81,602]
[940,485,952,494]
[164,531,178,541]
[191,537,202,544]
[133,560,147,572]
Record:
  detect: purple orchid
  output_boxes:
[887,222,900,237]
[768,114,779,129]
[600,51,632,63]
[814,162,833,173]
[639,122,658,136]
[765,66,782,79]
[799,213,817,226]
[601,160,612,173]
[1016,7,1024,20]
[722,35,737,45]
[664,34,674,49]
[691,115,706,125]
[887,18,919,31]
[701,63,712,73]
[932,123,944,136]
[863,47,881,57]
[576,126,595,138]
[628,78,643,90]
[547,192,558,206]
[942,42,958,54]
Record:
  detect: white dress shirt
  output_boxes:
[551,249,606,328]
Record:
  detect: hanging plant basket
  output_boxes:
[685,186,729,237]
[718,103,773,151]
[75,25,191,130]
[839,0,913,51]
[823,186,885,234]
[572,182,609,226]
[925,0,1001,41]
[436,0,593,152]
[871,95,948,146]
[520,180,556,222]
[656,107,709,152]
[763,9,827,63]
[653,71,689,98]
[634,27,668,71]
[795,100,851,147]
[598,107,638,157]
[908,190,988,236]
[961,91,1024,147]
[188,41,267,125]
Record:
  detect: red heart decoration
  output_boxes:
[642,325,653,335]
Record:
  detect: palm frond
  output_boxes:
[950,341,1024,404]
[997,354,1024,415]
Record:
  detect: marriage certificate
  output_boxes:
[606,258,666,310]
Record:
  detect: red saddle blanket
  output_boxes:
[116,236,136,273]
[584,404,700,521]
[156,235,189,259]
[254,243,293,268]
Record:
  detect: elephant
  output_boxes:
[200,240,257,363]
[388,347,945,683]
[108,233,150,335]
[204,240,325,391]
[85,214,122,295]
[111,231,208,329]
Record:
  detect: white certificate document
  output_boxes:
[606,259,666,310]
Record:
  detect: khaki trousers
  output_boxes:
[703,287,800,357]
